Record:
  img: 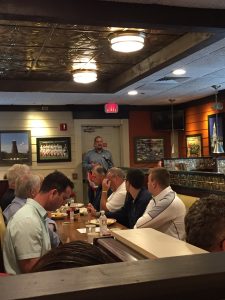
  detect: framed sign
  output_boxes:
[0,130,32,165]
[134,137,164,163]
[208,113,225,155]
[36,137,71,163]
[186,134,202,157]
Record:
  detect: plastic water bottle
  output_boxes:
[99,210,108,236]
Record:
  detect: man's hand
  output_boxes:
[87,203,97,216]
[102,178,110,192]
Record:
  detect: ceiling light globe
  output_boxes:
[73,70,97,84]
[111,32,145,53]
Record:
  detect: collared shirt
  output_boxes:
[83,148,113,171]
[106,181,127,212]
[3,198,51,275]
[135,186,186,240]
[3,197,60,248]
[3,196,26,224]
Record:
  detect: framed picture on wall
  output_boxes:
[134,137,164,163]
[0,130,32,165]
[208,113,225,155]
[186,134,202,157]
[36,137,71,163]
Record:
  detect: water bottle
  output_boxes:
[99,210,108,236]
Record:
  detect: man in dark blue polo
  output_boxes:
[106,168,151,228]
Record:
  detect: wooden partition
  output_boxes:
[1,252,225,300]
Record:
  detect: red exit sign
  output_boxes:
[104,103,118,113]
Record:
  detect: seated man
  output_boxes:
[3,171,73,275]
[88,166,112,211]
[135,167,186,240]
[185,195,225,252]
[88,167,127,215]
[0,164,30,211]
[106,169,151,228]
[3,174,61,248]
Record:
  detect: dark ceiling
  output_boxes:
[0,0,225,106]
[0,20,183,84]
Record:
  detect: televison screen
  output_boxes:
[151,110,185,130]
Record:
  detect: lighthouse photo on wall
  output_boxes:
[0,130,32,165]
[208,113,225,155]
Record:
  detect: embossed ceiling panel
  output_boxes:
[0,20,184,83]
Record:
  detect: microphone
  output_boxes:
[102,156,112,168]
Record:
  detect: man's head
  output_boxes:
[7,164,31,189]
[15,174,42,199]
[94,136,104,152]
[106,167,125,192]
[148,167,170,196]
[126,168,145,193]
[185,195,225,252]
[91,166,107,186]
[38,171,74,211]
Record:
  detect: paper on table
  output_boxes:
[77,227,100,234]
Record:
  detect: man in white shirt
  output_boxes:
[88,167,126,214]
[135,167,186,240]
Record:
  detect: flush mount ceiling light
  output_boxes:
[128,90,138,95]
[110,31,145,53]
[172,68,186,75]
[72,70,97,84]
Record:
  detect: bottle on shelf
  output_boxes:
[99,210,108,236]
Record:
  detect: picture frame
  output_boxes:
[208,113,225,155]
[36,137,71,163]
[0,130,32,165]
[186,134,202,157]
[134,137,164,163]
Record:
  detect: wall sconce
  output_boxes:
[110,31,145,53]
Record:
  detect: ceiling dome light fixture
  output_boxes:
[128,90,138,95]
[172,68,186,75]
[73,70,97,84]
[110,31,145,53]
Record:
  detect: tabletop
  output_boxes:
[55,214,126,244]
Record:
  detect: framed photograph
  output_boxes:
[0,130,32,165]
[36,137,71,163]
[208,113,225,155]
[134,137,164,163]
[186,134,202,157]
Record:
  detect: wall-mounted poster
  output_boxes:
[36,137,71,163]
[208,113,225,155]
[186,134,202,157]
[0,130,32,165]
[134,137,164,163]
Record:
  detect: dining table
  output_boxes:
[55,213,126,244]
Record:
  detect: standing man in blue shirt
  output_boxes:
[83,136,113,172]
[83,136,113,202]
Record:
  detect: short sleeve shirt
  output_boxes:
[106,181,127,212]
[3,198,51,275]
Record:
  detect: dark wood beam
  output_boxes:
[108,32,213,92]
[0,80,107,93]
[0,0,225,31]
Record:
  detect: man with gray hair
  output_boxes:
[88,167,126,215]
[3,174,61,248]
[3,174,41,223]
[0,164,30,211]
